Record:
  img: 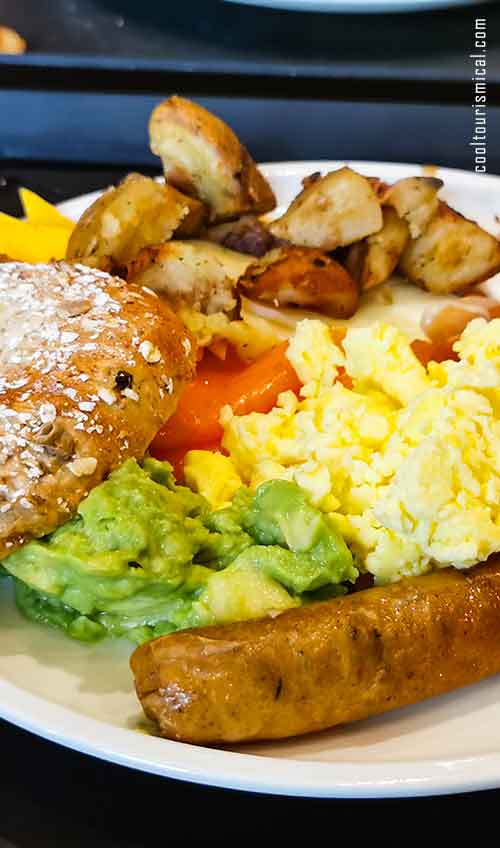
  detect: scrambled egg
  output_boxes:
[212,318,500,583]
[184,450,243,510]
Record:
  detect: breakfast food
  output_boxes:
[381,175,442,238]
[399,202,500,294]
[132,559,500,743]
[149,96,276,223]
[0,261,195,561]
[3,97,500,751]
[239,246,359,317]
[66,173,206,269]
[126,240,252,316]
[59,97,500,362]
[345,206,409,290]
[269,167,383,249]
[8,466,355,643]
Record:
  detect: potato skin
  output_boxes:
[269,167,383,250]
[239,246,359,318]
[66,173,205,268]
[346,207,409,290]
[149,97,276,223]
[127,240,252,315]
[131,559,500,744]
[382,176,443,239]
[399,202,500,294]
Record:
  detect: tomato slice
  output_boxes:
[411,337,459,366]
[150,342,301,460]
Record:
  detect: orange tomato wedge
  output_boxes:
[150,342,301,465]
[411,337,459,367]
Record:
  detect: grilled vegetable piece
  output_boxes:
[345,207,409,290]
[239,246,359,317]
[399,202,500,294]
[131,558,500,744]
[66,173,205,268]
[127,240,253,315]
[269,167,383,250]
[206,214,281,257]
[382,176,443,238]
[149,96,276,223]
[0,213,72,264]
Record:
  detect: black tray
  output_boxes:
[0,0,499,102]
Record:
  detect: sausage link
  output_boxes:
[130,560,500,744]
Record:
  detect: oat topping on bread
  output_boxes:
[0,261,195,560]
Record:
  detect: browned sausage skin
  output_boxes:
[131,559,500,745]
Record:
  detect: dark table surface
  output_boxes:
[1,718,500,848]
[0,0,499,101]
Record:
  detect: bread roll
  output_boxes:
[0,261,195,560]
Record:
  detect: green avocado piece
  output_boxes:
[194,560,299,625]
[4,458,214,614]
[241,480,357,591]
[4,461,355,644]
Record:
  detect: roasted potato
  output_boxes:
[239,246,359,318]
[127,240,253,315]
[345,207,409,290]
[149,96,276,223]
[382,176,443,239]
[399,202,500,294]
[269,167,383,250]
[66,173,206,268]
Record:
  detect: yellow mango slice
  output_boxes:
[19,188,75,231]
[0,213,72,263]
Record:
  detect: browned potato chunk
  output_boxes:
[66,173,205,268]
[382,176,443,239]
[269,167,383,250]
[149,97,276,223]
[345,207,409,290]
[399,202,500,294]
[239,246,359,318]
[127,240,253,315]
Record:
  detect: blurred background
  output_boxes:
[0,0,498,213]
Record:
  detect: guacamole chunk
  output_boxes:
[5,458,356,643]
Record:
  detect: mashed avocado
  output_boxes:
[4,458,356,644]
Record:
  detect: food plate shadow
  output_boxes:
[0,583,133,700]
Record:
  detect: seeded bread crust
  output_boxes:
[0,261,195,561]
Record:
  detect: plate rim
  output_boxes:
[3,675,500,799]
[222,0,483,13]
[5,158,500,799]
[58,160,500,222]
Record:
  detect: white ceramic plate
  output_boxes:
[223,0,485,13]
[3,161,500,799]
